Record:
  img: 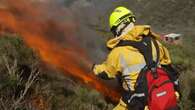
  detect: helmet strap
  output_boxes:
[120,22,134,36]
[111,17,136,37]
[115,22,129,37]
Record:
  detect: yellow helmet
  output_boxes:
[109,6,135,30]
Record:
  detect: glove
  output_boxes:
[91,64,102,75]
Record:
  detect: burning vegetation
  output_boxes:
[0,0,120,105]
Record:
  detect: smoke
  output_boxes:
[0,0,120,103]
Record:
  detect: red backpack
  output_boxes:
[117,36,179,110]
[146,68,177,110]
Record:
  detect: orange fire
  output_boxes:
[0,0,120,103]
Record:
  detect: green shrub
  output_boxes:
[0,34,111,110]
[0,34,40,110]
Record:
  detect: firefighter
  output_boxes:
[92,6,180,110]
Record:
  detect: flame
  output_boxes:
[0,0,120,103]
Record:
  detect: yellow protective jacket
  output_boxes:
[93,25,171,91]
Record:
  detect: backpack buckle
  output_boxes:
[151,67,158,79]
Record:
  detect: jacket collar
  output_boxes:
[106,25,158,49]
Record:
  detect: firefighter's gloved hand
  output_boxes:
[91,64,105,75]
[91,64,111,80]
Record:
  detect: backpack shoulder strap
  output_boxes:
[151,38,160,66]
